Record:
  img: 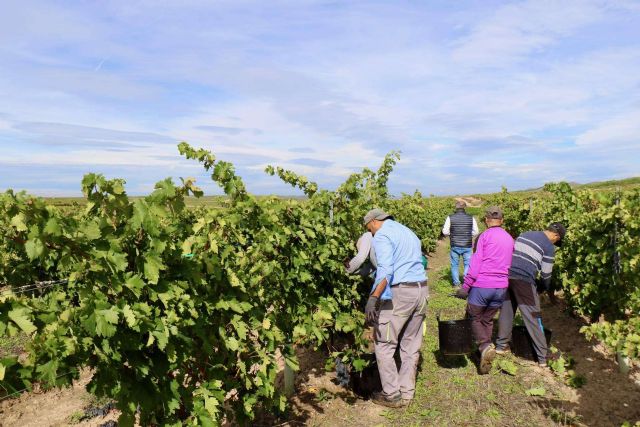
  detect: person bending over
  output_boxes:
[496,222,566,366]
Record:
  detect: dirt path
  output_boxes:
[542,297,640,425]
[454,196,483,208]
[284,239,640,427]
[0,370,118,427]
[272,243,455,427]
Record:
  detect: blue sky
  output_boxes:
[1,0,639,196]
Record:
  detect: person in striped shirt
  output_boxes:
[496,222,566,366]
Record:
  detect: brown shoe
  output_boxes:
[480,344,496,374]
[495,345,511,355]
[371,391,406,408]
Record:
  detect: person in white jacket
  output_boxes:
[441,201,479,287]
[344,231,377,277]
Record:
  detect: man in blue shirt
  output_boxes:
[363,208,428,408]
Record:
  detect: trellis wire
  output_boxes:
[0,279,68,297]
[0,370,77,402]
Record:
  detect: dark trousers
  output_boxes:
[466,287,506,352]
[497,278,548,363]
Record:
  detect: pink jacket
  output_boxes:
[462,226,514,290]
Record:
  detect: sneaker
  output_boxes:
[495,345,511,355]
[479,344,496,374]
[371,391,406,408]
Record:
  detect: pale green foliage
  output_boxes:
[0,143,447,425]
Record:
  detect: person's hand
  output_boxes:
[343,257,351,269]
[454,287,469,299]
[365,296,380,325]
[535,279,548,294]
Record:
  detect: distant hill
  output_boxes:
[464,176,640,199]
[576,176,640,190]
[517,176,640,193]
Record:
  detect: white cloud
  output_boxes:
[452,0,605,66]
[576,110,640,150]
[0,1,639,196]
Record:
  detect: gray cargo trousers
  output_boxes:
[497,278,548,363]
[375,282,429,400]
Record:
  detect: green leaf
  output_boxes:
[107,251,128,272]
[125,275,145,297]
[284,354,300,371]
[204,395,219,418]
[293,325,307,339]
[153,328,169,350]
[95,308,119,337]
[548,357,566,375]
[262,318,271,330]
[496,359,518,376]
[8,307,37,334]
[144,252,165,284]
[352,358,368,372]
[0,362,5,380]
[122,305,137,328]
[43,218,62,236]
[118,410,136,427]
[10,213,28,231]
[24,239,44,260]
[566,372,587,388]
[80,221,101,240]
[226,337,239,351]
[525,387,546,396]
[36,359,59,385]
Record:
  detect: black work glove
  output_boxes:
[454,287,469,300]
[365,296,380,325]
[343,256,351,269]
[535,279,548,294]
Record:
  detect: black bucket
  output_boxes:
[511,325,552,361]
[438,316,473,355]
[336,353,382,398]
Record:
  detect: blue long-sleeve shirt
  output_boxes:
[372,220,427,300]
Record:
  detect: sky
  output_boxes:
[1,0,639,197]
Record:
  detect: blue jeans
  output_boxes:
[450,246,472,286]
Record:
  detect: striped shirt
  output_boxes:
[509,231,555,287]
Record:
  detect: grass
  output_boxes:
[0,333,27,358]
[379,271,564,426]
[67,411,85,424]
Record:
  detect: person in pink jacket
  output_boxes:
[455,206,514,374]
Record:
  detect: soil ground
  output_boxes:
[271,240,640,427]
[1,240,639,426]
[0,370,118,427]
